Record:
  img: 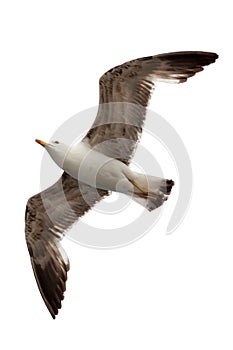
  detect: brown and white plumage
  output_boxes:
[84,51,218,163]
[25,51,218,319]
[25,173,108,318]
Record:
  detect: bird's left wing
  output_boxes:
[83,51,218,164]
[25,172,108,318]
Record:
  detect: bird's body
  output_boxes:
[46,140,170,204]
[62,141,134,192]
[26,51,218,318]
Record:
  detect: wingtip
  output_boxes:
[48,305,59,319]
[200,51,219,63]
[158,50,219,63]
[206,51,219,62]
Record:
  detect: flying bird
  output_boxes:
[25,51,218,318]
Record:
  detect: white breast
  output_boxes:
[63,142,129,190]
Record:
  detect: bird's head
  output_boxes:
[35,139,69,169]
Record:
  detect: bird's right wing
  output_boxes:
[25,229,69,319]
[25,172,109,318]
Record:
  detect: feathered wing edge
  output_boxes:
[25,172,109,318]
[28,238,70,319]
[83,51,218,163]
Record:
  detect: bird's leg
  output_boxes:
[129,178,149,195]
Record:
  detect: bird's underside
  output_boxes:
[25,51,218,318]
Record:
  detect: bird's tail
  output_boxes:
[128,173,174,211]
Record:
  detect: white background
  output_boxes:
[1,1,232,349]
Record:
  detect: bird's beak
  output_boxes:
[35,139,48,147]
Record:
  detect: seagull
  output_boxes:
[25,51,218,318]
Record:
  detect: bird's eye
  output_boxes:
[53,141,59,144]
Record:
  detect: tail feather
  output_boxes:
[129,173,174,211]
[132,192,167,212]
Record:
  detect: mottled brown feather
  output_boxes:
[25,173,108,318]
[83,51,218,164]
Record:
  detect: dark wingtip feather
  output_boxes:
[193,51,218,65]
[158,51,218,66]
[153,51,218,84]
